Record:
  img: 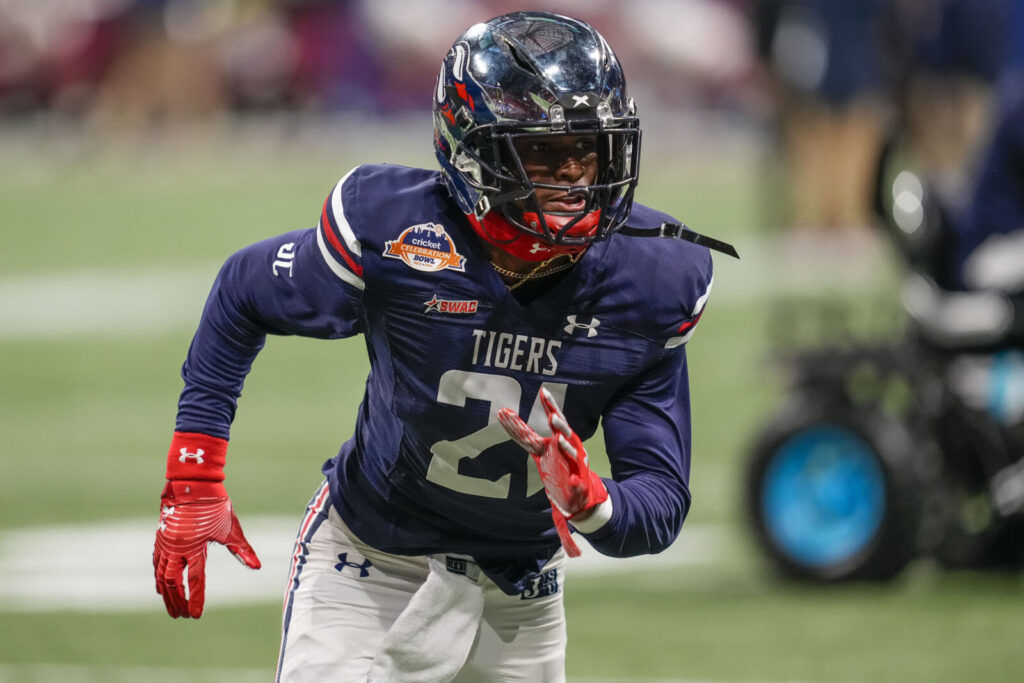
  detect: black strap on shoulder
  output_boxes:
[620,222,740,259]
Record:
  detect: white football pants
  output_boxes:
[276,482,568,683]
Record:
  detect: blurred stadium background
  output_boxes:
[1,0,1022,681]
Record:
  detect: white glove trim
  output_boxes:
[569,496,613,534]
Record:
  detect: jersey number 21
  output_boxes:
[426,369,566,499]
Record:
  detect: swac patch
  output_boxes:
[383,223,466,273]
[521,568,559,600]
[424,294,479,314]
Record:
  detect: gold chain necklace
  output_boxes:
[491,251,583,291]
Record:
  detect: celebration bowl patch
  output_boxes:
[384,223,466,273]
[424,294,479,314]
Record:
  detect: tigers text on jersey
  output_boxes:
[175,163,714,593]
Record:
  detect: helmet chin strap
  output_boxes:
[466,209,595,262]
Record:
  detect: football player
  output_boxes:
[153,11,734,682]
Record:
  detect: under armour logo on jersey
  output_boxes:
[570,94,591,108]
[178,448,205,464]
[335,552,373,577]
[530,242,554,255]
[564,315,600,337]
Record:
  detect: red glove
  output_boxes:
[153,433,260,619]
[497,389,609,557]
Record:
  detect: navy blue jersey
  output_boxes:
[175,164,713,592]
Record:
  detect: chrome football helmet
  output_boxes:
[433,11,641,260]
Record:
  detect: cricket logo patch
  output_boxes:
[384,223,466,273]
[424,294,479,314]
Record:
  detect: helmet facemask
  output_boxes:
[433,12,641,260]
[452,103,640,251]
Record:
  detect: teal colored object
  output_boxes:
[762,426,887,567]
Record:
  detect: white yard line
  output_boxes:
[0,663,269,683]
[0,266,217,340]
[0,518,726,613]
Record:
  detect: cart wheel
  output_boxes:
[746,405,926,581]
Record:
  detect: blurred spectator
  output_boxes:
[897,96,1024,424]
[883,0,1013,208]
[1000,0,1024,105]
[957,95,1024,299]
[281,0,376,113]
[0,0,760,125]
[0,0,129,116]
[90,0,231,128]
[219,2,297,112]
[752,0,889,239]
[356,0,476,112]
[620,0,754,110]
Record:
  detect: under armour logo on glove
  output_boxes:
[178,448,205,464]
[153,480,261,619]
[157,504,174,532]
[335,552,373,577]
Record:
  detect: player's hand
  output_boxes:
[500,388,609,518]
[153,480,261,618]
[497,389,610,557]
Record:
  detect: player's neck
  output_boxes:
[480,240,586,291]
[482,242,538,275]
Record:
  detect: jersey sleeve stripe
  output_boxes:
[319,198,364,278]
[666,276,713,348]
[316,223,366,290]
[329,170,362,257]
[676,310,704,335]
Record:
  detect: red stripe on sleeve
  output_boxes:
[320,198,364,278]
[677,309,704,333]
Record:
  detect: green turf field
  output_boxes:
[1,119,1021,682]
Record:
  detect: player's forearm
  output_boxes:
[174,256,270,438]
[175,373,254,440]
[578,474,690,557]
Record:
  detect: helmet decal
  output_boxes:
[451,42,468,81]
